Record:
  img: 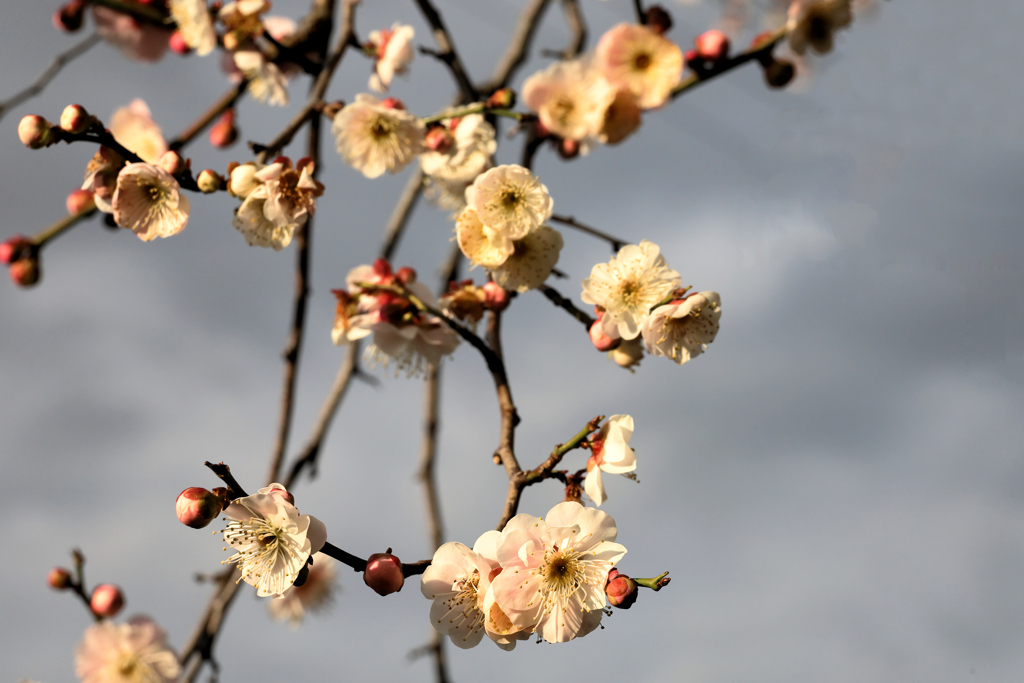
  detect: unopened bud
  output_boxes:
[557,137,580,160]
[482,281,509,312]
[363,550,404,596]
[60,104,92,134]
[158,151,186,175]
[0,236,33,265]
[176,487,224,529]
[645,6,673,35]
[424,126,454,153]
[589,321,619,352]
[48,567,72,590]
[396,266,416,285]
[683,48,699,65]
[320,101,345,120]
[605,569,639,608]
[209,109,238,149]
[229,163,260,198]
[763,59,795,89]
[380,97,406,110]
[486,88,516,110]
[169,30,191,55]
[196,169,225,193]
[18,115,53,149]
[53,0,86,32]
[90,584,125,617]
[66,188,96,215]
[610,336,643,370]
[9,258,41,288]
[695,30,730,61]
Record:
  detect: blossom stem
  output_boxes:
[33,207,96,249]
[69,548,102,622]
[58,126,202,192]
[525,415,604,485]
[412,0,478,102]
[671,25,788,99]
[633,571,671,591]
[420,104,530,125]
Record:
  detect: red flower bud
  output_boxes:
[557,137,580,160]
[53,0,86,32]
[424,126,455,153]
[18,115,53,149]
[0,236,33,265]
[695,30,730,61]
[209,110,238,149]
[380,97,406,111]
[485,88,517,110]
[396,266,417,285]
[48,567,72,590]
[363,551,404,596]
[482,281,509,312]
[176,487,224,529]
[605,569,639,609]
[90,584,125,617]
[66,189,96,215]
[9,258,41,288]
[589,321,619,352]
[169,30,191,55]
[645,6,674,35]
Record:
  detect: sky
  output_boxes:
[2,1,1024,682]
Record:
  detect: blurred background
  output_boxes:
[2,0,1023,681]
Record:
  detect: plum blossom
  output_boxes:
[464,165,553,241]
[234,51,289,106]
[584,415,637,507]
[92,4,171,63]
[110,100,167,164]
[582,240,682,340]
[220,484,327,597]
[82,147,125,214]
[332,95,425,179]
[232,158,325,250]
[268,552,337,628]
[596,23,684,109]
[421,114,497,211]
[169,0,216,56]
[368,24,415,92]
[490,226,564,293]
[522,59,614,142]
[456,207,514,269]
[112,163,190,241]
[490,502,627,643]
[75,616,180,683]
[787,0,853,55]
[641,291,722,364]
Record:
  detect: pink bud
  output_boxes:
[485,88,517,110]
[48,567,72,590]
[695,30,730,61]
[176,487,224,529]
[90,584,125,617]
[66,189,96,215]
[396,266,416,285]
[557,137,580,160]
[9,258,40,288]
[158,151,185,175]
[424,126,454,153]
[53,0,85,32]
[684,48,698,64]
[363,551,404,596]
[380,97,406,111]
[0,236,32,265]
[60,104,92,134]
[372,258,394,280]
[209,110,238,149]
[169,30,191,55]
[605,569,638,608]
[589,321,619,352]
[18,115,53,149]
[611,337,643,370]
[482,281,510,312]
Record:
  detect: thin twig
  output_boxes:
[537,283,594,329]
[482,0,554,93]
[559,0,587,60]
[412,0,478,102]
[168,81,248,151]
[486,309,524,530]
[550,213,626,251]
[672,26,788,99]
[633,0,646,24]
[382,169,424,261]
[0,33,101,123]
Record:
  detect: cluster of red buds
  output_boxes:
[1,236,40,288]
[48,552,127,619]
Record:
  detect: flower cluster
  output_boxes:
[76,616,180,683]
[331,259,461,376]
[229,157,325,250]
[420,114,497,212]
[422,502,627,648]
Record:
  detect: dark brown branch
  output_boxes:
[550,213,625,251]
[537,283,595,329]
[483,0,553,93]
[632,0,646,24]
[57,126,201,192]
[168,81,248,152]
[382,169,424,261]
[559,0,587,59]
[672,26,788,99]
[412,0,478,102]
[0,33,101,123]
[204,461,248,498]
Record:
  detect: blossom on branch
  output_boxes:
[92,4,171,63]
[75,616,180,683]
[232,157,324,250]
[268,551,337,628]
[110,100,167,165]
[456,207,514,269]
[332,95,425,179]
[523,59,614,143]
[584,414,637,507]
[641,291,722,365]
[421,114,497,211]
[111,163,190,241]
[234,51,289,106]
[787,0,853,56]
[368,23,415,93]
[464,165,553,241]
[169,0,216,56]
[595,23,684,109]
[490,226,564,293]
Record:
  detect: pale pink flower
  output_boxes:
[581,240,682,340]
[787,0,853,55]
[332,95,425,179]
[92,5,171,63]
[234,51,289,106]
[75,616,180,683]
[464,165,553,241]
[169,0,216,56]
[112,163,190,241]
[110,100,167,164]
[596,23,684,109]
[232,158,324,249]
[584,415,637,507]
[220,484,327,598]
[490,226,564,293]
[490,502,627,643]
[368,23,415,93]
[523,59,614,142]
[268,551,337,628]
[82,148,125,214]
[641,291,722,364]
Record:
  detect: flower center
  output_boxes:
[499,186,523,210]
[144,183,167,204]
[551,96,576,125]
[617,279,644,308]
[368,115,396,140]
[437,571,485,641]
[222,513,302,595]
[540,546,585,599]
[634,52,651,71]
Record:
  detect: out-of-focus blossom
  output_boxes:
[368,23,415,92]
[169,0,216,56]
[110,100,167,164]
[234,51,289,106]
[641,291,721,364]
[490,502,627,643]
[596,23,683,109]
[219,0,268,47]
[611,336,644,370]
[464,165,552,241]
[439,280,488,328]
[332,95,425,179]
[421,114,497,210]
[490,226,564,293]
[92,4,171,62]
[598,87,642,145]
[787,0,853,55]
[523,59,614,142]
[221,483,327,598]
[228,162,260,198]
[268,552,336,628]
[582,240,681,340]
[75,616,180,683]
[112,163,190,242]
[584,414,637,506]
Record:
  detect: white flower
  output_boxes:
[169,0,216,56]
[268,551,337,628]
[464,165,553,241]
[490,501,627,643]
[92,6,170,63]
[584,415,637,507]
[112,163,190,241]
[369,23,415,92]
[228,162,261,198]
[490,226,564,293]
[233,192,293,250]
[641,291,721,364]
[332,94,425,179]
[234,51,289,106]
[220,484,327,597]
[455,207,514,268]
[110,100,167,164]
[595,23,684,109]
[581,240,682,340]
[75,616,180,683]
[420,114,496,184]
[787,0,853,55]
[523,59,615,142]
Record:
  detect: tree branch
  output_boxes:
[168,81,248,152]
[412,0,478,102]
[549,213,625,251]
[672,26,788,99]
[482,0,553,93]
[0,33,101,123]
[537,283,594,329]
